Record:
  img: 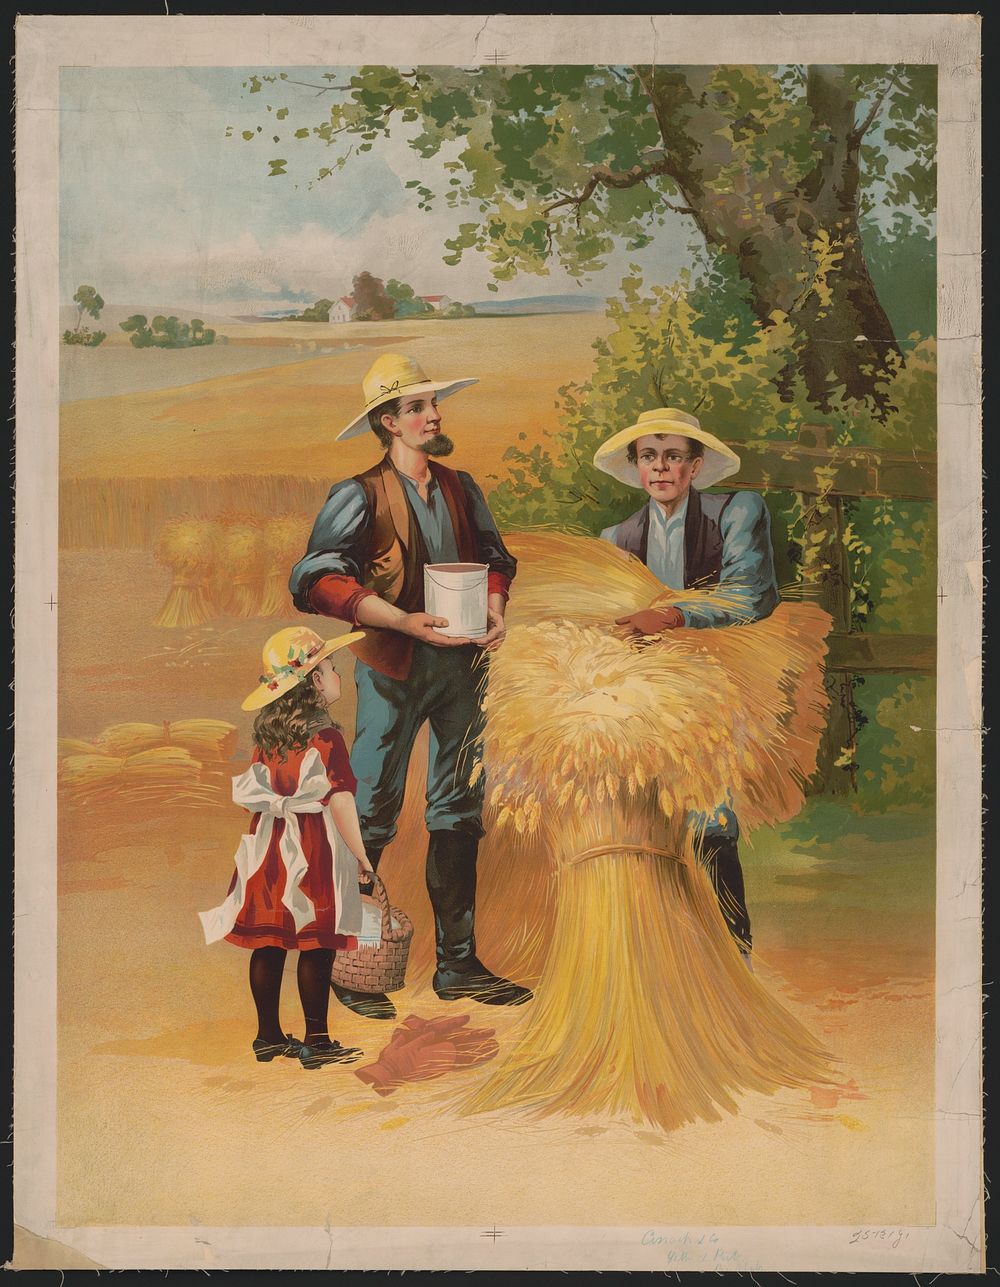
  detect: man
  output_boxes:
[290,353,533,1018]
[593,407,780,965]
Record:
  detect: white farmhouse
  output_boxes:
[331,296,354,323]
[420,295,451,312]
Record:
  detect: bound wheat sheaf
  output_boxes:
[456,532,837,1132]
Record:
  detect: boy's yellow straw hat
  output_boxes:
[593,408,741,490]
[242,626,366,712]
[336,353,478,441]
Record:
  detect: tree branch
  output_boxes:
[282,79,352,94]
[542,159,672,217]
[850,77,895,144]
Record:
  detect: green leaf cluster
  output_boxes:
[119,315,218,348]
[62,327,107,347]
[293,298,335,322]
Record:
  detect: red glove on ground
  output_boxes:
[355,1014,499,1095]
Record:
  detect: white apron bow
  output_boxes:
[199,748,362,944]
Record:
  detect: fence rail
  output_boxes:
[730,437,936,502]
[728,424,936,793]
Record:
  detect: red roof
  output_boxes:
[339,296,354,306]
[422,295,446,302]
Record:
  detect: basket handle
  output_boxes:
[371,873,408,943]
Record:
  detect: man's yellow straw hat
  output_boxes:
[242,625,366,712]
[336,353,478,441]
[593,407,741,490]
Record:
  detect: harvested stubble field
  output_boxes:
[55,548,936,1232]
[59,314,613,482]
[53,316,936,1235]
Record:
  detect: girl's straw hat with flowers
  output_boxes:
[242,626,365,712]
[593,408,741,490]
[336,353,478,441]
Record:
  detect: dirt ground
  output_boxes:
[54,550,936,1232]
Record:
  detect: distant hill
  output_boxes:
[470,294,605,315]
[240,309,304,322]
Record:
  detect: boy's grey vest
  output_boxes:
[611,488,738,588]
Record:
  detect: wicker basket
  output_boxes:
[331,874,413,995]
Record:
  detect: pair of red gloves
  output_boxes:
[354,1013,499,1096]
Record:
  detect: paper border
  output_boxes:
[13,12,983,1272]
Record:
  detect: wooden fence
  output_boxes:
[728,423,936,794]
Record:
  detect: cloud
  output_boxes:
[110,207,550,311]
[60,66,695,312]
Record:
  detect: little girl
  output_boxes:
[200,625,375,1070]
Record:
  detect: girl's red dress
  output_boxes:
[223,727,360,952]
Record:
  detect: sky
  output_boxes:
[59,67,696,314]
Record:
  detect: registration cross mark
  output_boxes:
[481,1225,505,1241]
[484,50,508,64]
[46,594,57,611]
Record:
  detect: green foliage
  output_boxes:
[119,314,218,348]
[852,65,937,226]
[294,298,334,322]
[488,254,804,533]
[862,214,936,341]
[234,63,937,416]
[489,254,936,804]
[62,327,106,347]
[237,63,935,286]
[72,284,104,324]
[853,675,935,808]
[386,278,433,318]
[442,300,476,318]
[68,284,106,343]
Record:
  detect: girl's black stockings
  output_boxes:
[249,946,286,1044]
[297,948,334,1043]
[249,945,335,1044]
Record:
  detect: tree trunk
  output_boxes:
[640,65,900,413]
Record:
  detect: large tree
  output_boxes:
[72,283,104,332]
[238,64,935,415]
[352,270,395,321]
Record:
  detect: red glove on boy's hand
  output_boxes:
[614,606,685,636]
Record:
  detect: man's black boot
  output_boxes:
[701,836,753,969]
[426,830,532,1006]
[331,846,398,1019]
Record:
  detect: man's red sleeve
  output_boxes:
[488,572,512,602]
[308,574,377,626]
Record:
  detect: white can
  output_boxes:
[423,562,489,638]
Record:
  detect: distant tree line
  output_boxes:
[120,315,218,348]
[293,271,477,322]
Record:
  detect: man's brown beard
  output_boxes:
[418,433,454,457]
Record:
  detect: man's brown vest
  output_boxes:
[610,487,738,589]
[348,457,481,680]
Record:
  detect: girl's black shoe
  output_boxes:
[252,1034,303,1062]
[298,1038,364,1069]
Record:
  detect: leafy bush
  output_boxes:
[62,328,107,347]
[489,249,936,804]
[294,299,334,322]
[853,675,935,808]
[386,279,433,318]
[120,315,218,348]
[442,301,477,318]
